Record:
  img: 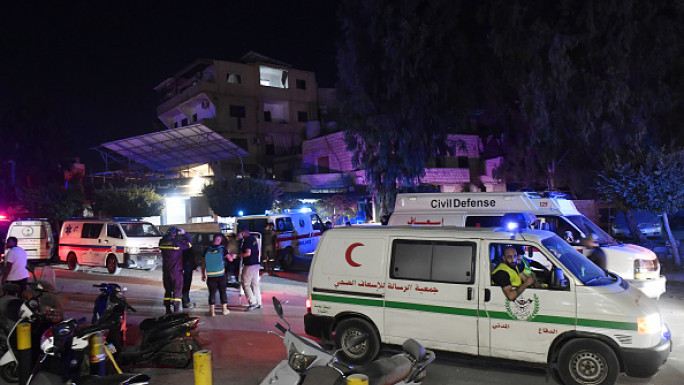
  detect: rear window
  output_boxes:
[237,219,269,233]
[9,224,45,239]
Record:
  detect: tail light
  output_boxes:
[305,297,312,313]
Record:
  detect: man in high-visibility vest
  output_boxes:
[159,226,192,314]
[491,245,535,300]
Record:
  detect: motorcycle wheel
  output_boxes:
[0,361,18,383]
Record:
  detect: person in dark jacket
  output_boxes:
[159,226,192,314]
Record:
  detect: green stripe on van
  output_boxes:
[313,293,638,331]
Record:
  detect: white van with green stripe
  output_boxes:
[305,226,671,385]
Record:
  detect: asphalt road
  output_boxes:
[1,264,682,385]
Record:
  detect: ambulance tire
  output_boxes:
[282,248,295,270]
[334,317,380,365]
[67,252,80,271]
[557,338,619,385]
[106,254,122,275]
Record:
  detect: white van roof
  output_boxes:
[323,225,555,242]
[394,192,581,216]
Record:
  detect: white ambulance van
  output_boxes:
[58,217,162,274]
[389,192,666,299]
[6,219,56,262]
[236,210,325,269]
[305,226,671,385]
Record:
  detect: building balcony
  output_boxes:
[157,81,219,115]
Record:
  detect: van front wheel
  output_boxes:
[66,253,80,271]
[282,248,295,270]
[557,338,619,385]
[106,255,122,275]
[334,318,380,365]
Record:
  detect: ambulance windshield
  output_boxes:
[541,235,614,286]
[565,215,617,246]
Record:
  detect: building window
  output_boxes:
[264,111,272,122]
[181,118,188,126]
[227,73,242,84]
[296,79,306,90]
[297,111,308,122]
[192,113,197,123]
[230,105,246,118]
[173,122,178,128]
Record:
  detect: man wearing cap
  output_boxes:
[234,226,262,311]
[159,226,192,314]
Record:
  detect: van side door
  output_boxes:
[480,241,576,363]
[81,223,104,264]
[383,238,479,355]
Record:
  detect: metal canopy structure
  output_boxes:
[96,124,249,172]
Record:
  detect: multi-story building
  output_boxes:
[153,51,320,180]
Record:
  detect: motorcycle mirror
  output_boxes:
[273,296,283,318]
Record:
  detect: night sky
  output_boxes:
[0,1,339,169]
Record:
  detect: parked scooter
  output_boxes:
[27,317,150,385]
[90,283,202,368]
[0,268,62,383]
[260,297,436,385]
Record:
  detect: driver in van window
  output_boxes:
[492,246,536,300]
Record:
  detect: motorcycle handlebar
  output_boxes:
[275,323,287,333]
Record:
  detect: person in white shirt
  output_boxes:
[1,237,30,294]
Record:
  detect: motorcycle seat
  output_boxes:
[355,353,412,385]
[139,313,189,331]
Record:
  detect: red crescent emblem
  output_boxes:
[345,242,364,267]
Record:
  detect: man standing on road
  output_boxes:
[261,222,277,276]
[1,236,30,294]
[234,226,261,311]
[159,226,192,314]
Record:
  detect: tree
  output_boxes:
[19,183,84,224]
[313,194,359,225]
[487,0,684,196]
[596,146,684,268]
[93,184,164,217]
[337,0,470,216]
[203,178,280,217]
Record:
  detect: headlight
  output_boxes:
[125,247,139,254]
[637,313,661,335]
[287,343,317,373]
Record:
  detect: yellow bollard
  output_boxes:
[193,350,212,385]
[89,332,106,376]
[347,373,369,385]
[17,322,31,385]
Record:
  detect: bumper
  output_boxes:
[628,275,667,299]
[304,313,334,340]
[620,337,671,378]
[125,253,161,269]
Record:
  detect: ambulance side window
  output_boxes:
[391,240,475,284]
[465,216,503,228]
[275,218,293,232]
[106,224,123,239]
[311,214,324,231]
[81,223,103,239]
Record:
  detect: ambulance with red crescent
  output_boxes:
[305,225,671,385]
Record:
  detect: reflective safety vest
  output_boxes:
[491,263,522,286]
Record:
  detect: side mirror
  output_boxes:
[273,296,283,319]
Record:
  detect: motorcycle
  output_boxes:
[90,283,202,368]
[27,317,150,385]
[260,297,436,385]
[0,269,62,383]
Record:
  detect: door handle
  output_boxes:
[467,287,473,301]
[484,288,491,302]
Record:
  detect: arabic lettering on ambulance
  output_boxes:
[406,217,444,226]
[492,323,510,330]
[333,279,439,293]
[538,327,558,335]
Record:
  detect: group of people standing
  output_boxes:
[159,224,273,316]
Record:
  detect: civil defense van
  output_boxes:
[236,210,325,269]
[305,225,672,385]
[388,192,666,299]
[58,218,162,274]
[6,219,56,262]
